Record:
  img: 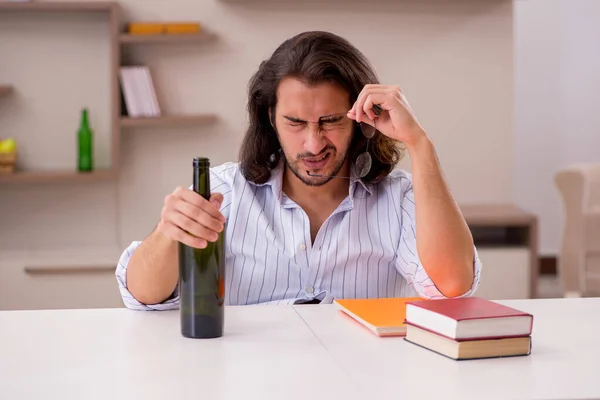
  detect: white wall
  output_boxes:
[0,0,514,283]
[514,0,600,255]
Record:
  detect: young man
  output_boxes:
[116,31,482,310]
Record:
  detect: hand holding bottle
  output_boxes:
[157,186,226,249]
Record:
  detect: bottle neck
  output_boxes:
[80,109,90,130]
[193,166,210,200]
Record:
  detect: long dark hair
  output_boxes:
[239,31,404,184]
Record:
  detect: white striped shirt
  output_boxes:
[116,161,482,310]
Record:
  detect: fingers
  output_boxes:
[169,209,220,242]
[350,85,401,123]
[159,186,227,249]
[357,93,389,127]
[351,84,378,122]
[174,186,226,223]
[209,193,225,220]
[173,200,225,235]
[160,220,208,249]
[363,95,375,121]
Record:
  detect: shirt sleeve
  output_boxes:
[115,164,236,311]
[115,241,181,311]
[394,179,482,299]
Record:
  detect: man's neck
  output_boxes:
[282,165,349,206]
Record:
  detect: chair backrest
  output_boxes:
[555,163,600,296]
[554,167,586,295]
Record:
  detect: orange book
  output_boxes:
[164,23,201,34]
[334,297,423,337]
[127,23,164,35]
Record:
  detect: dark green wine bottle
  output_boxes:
[178,157,225,339]
[77,108,93,172]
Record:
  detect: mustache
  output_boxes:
[297,144,336,159]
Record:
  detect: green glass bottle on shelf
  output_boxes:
[178,157,226,339]
[77,108,93,172]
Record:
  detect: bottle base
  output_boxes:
[181,313,223,339]
[181,332,223,339]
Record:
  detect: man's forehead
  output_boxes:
[275,77,350,118]
[276,98,349,120]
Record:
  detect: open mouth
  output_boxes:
[303,152,331,170]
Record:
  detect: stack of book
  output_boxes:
[404,297,533,360]
[119,66,161,118]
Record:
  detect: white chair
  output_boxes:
[555,164,600,297]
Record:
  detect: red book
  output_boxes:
[405,297,533,340]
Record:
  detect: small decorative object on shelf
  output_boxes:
[77,108,94,172]
[127,21,202,36]
[0,137,17,175]
[120,114,218,128]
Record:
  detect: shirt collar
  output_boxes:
[248,159,373,204]
[248,160,285,204]
[348,165,373,196]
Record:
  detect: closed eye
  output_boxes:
[282,115,347,130]
[284,116,306,124]
[319,116,344,124]
[321,120,344,126]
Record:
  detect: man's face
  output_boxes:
[273,77,354,187]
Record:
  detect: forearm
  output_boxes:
[407,134,474,297]
[126,229,179,305]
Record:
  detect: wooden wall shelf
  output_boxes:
[0,3,120,185]
[461,204,537,227]
[0,2,218,185]
[0,85,13,96]
[120,114,218,128]
[119,32,215,44]
[0,169,116,184]
[0,1,116,12]
[24,264,116,275]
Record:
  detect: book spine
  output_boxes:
[119,67,140,117]
[143,66,161,116]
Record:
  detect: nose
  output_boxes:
[304,128,328,155]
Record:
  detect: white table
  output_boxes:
[0,298,598,400]
[296,298,600,400]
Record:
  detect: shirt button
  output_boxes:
[306,286,314,294]
[299,243,306,251]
